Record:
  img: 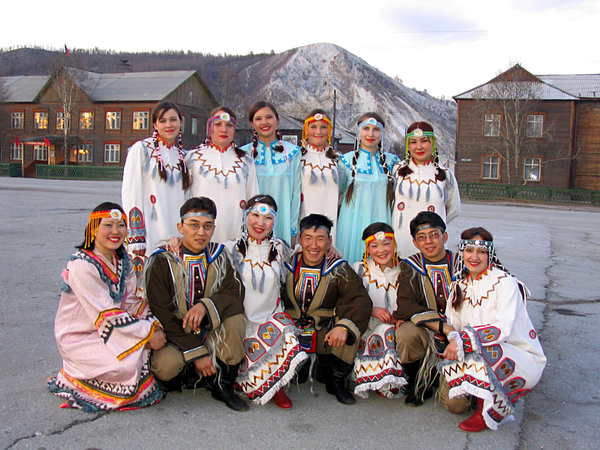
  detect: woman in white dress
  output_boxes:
[186,107,259,243]
[439,227,546,432]
[224,195,307,408]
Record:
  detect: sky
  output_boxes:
[2,0,599,99]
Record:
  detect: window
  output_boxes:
[80,111,93,130]
[523,157,542,181]
[527,114,543,137]
[77,144,93,163]
[104,143,120,163]
[34,144,47,161]
[191,117,198,135]
[282,135,298,145]
[181,115,186,134]
[34,111,48,129]
[11,112,24,129]
[482,156,500,180]
[106,111,121,130]
[484,114,500,136]
[133,111,149,130]
[56,112,68,131]
[10,143,23,160]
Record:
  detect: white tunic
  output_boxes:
[121,138,187,256]
[300,145,342,244]
[352,259,400,313]
[392,160,460,258]
[187,144,259,244]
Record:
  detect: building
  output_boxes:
[0,66,218,176]
[454,64,600,189]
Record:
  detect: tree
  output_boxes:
[214,67,246,114]
[468,64,556,185]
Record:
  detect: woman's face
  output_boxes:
[94,217,127,259]
[211,114,235,148]
[462,235,490,278]
[360,123,382,152]
[154,108,181,145]
[408,136,433,164]
[307,121,330,149]
[251,107,279,143]
[247,207,275,242]
[368,238,395,268]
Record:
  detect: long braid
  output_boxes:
[344,146,360,204]
[152,130,168,183]
[274,130,284,153]
[325,144,339,162]
[378,146,395,209]
[251,130,259,158]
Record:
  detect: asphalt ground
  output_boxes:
[1,178,598,450]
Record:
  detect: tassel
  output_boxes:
[258,270,265,293]
[426,185,431,202]
[203,170,210,178]
[151,165,157,179]
[384,289,390,312]
[224,177,228,189]
[321,171,327,185]
[151,203,157,220]
[236,173,241,184]
[408,183,414,199]
[416,184,421,202]
[310,170,317,184]
[332,167,339,184]
[198,165,204,174]
[216,176,221,184]
[398,212,403,228]
[437,184,444,200]
[251,265,257,290]
[398,179,404,196]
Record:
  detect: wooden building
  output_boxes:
[454,64,600,189]
[0,67,218,176]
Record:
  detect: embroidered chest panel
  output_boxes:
[464,273,507,308]
[294,266,322,307]
[184,253,208,308]
[193,151,248,178]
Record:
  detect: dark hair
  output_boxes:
[301,108,338,161]
[397,121,446,182]
[151,101,191,191]
[345,112,394,209]
[180,197,217,219]
[248,101,283,156]
[206,106,245,158]
[237,194,279,262]
[361,222,394,241]
[299,214,333,236]
[76,202,127,259]
[409,211,447,238]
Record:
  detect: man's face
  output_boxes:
[176,212,215,253]
[299,227,331,266]
[412,225,448,262]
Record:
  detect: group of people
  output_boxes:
[47,100,546,434]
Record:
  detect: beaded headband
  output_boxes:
[206,112,237,147]
[459,239,494,253]
[364,231,395,245]
[85,209,127,248]
[405,127,437,163]
[181,211,215,220]
[302,113,332,148]
[249,203,277,217]
[356,117,384,151]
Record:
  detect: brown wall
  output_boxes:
[573,101,600,190]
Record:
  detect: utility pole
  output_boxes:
[332,90,337,150]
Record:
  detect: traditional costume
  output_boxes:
[241,140,302,244]
[351,231,405,398]
[225,203,307,404]
[49,209,163,412]
[392,127,460,258]
[121,136,188,263]
[299,114,342,244]
[337,118,399,265]
[439,240,546,430]
[186,143,259,243]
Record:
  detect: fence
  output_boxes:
[36,165,123,180]
[459,183,600,205]
[0,163,23,177]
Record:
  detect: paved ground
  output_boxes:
[1,178,598,450]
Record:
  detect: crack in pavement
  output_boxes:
[4,413,106,450]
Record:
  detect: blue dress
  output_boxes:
[241,140,302,244]
[337,149,399,265]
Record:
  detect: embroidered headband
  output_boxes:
[181,211,215,220]
[357,117,384,151]
[85,209,127,248]
[405,126,437,163]
[249,203,277,217]
[415,223,445,234]
[406,128,435,139]
[459,239,494,254]
[364,231,395,245]
[302,113,332,149]
[206,112,237,147]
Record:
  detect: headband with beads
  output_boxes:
[85,209,127,248]
[302,113,332,149]
[243,202,278,240]
[206,112,237,147]
[405,127,437,163]
[458,238,495,274]
[357,118,384,150]
[363,231,398,267]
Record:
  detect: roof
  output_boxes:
[454,64,600,101]
[2,75,50,102]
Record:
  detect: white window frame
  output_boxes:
[191,117,198,136]
[11,112,24,129]
[484,113,501,137]
[181,115,186,134]
[133,111,149,130]
[523,157,542,181]
[526,114,544,138]
[104,143,120,163]
[33,144,47,161]
[77,144,93,163]
[482,155,500,180]
[34,111,48,130]
[105,111,121,130]
[10,143,23,160]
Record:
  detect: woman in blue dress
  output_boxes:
[241,101,302,247]
[337,113,399,264]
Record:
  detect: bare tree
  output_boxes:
[214,67,246,114]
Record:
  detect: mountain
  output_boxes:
[234,43,457,164]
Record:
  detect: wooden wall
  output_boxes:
[573,101,600,190]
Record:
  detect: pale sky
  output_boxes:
[2,0,598,99]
